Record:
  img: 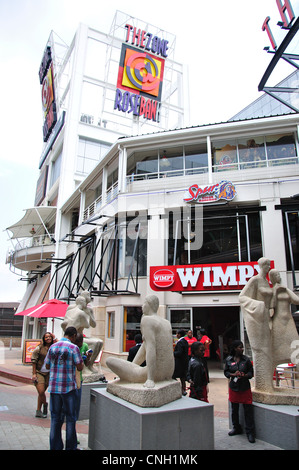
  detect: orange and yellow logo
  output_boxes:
[117,44,164,100]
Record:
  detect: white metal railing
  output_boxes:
[82,182,118,223]
[83,196,102,222]
[126,166,209,184]
[14,234,55,250]
[82,154,299,224]
[213,155,298,172]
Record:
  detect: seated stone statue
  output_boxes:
[61,291,103,378]
[106,295,175,389]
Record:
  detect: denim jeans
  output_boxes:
[75,385,82,420]
[49,390,78,450]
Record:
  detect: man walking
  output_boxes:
[45,326,83,450]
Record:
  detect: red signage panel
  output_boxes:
[150,261,275,292]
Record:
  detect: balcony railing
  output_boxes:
[14,234,55,251]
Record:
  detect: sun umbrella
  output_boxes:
[15,299,68,318]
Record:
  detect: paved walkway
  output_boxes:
[0,347,282,451]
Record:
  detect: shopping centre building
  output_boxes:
[6,7,299,363]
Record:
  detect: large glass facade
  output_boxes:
[127,143,208,180]
[126,132,298,180]
[168,208,263,265]
[213,133,298,171]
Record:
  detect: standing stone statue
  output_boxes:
[269,269,299,368]
[106,295,181,407]
[61,291,103,381]
[240,258,299,404]
[239,258,274,393]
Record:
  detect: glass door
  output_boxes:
[168,307,192,337]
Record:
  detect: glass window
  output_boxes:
[107,311,115,338]
[77,138,110,175]
[238,137,266,169]
[283,211,299,271]
[159,147,184,177]
[266,133,297,165]
[50,151,62,187]
[169,309,191,336]
[119,215,147,277]
[185,143,208,174]
[168,209,263,265]
[212,140,238,171]
[127,149,158,178]
[123,307,143,352]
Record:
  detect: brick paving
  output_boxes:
[0,347,282,451]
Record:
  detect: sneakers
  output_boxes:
[35,403,48,418]
[35,410,47,418]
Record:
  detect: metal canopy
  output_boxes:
[259,17,299,112]
[6,206,57,239]
[42,223,141,302]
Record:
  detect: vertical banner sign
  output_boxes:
[39,46,57,142]
[114,24,168,122]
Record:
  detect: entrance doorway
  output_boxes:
[193,306,240,361]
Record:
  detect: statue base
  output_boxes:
[89,388,214,450]
[82,364,105,384]
[252,387,299,405]
[233,401,299,450]
[107,378,182,407]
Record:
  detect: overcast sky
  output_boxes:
[1,0,298,303]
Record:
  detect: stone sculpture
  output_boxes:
[106,294,181,407]
[269,269,299,368]
[61,291,103,382]
[239,257,299,404]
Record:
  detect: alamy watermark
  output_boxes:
[110,203,204,251]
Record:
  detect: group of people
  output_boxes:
[171,329,256,444]
[31,327,92,450]
[32,323,255,449]
[172,328,211,399]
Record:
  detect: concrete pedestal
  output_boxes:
[232,401,299,450]
[78,382,107,420]
[89,388,214,450]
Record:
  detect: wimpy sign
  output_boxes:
[150,261,274,292]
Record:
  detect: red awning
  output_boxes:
[15,299,68,318]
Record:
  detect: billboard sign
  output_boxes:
[39,45,57,142]
[114,23,168,122]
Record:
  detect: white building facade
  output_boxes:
[6,12,299,363]
[48,113,299,362]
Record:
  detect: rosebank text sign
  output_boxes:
[150,261,274,292]
[114,23,168,122]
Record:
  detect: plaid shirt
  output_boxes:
[44,338,83,394]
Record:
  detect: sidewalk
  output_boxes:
[0,348,282,450]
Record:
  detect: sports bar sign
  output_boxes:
[150,261,274,292]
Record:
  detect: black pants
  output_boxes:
[231,402,254,434]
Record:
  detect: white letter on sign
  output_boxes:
[212,266,237,286]
[177,267,201,287]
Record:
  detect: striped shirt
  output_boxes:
[44,338,83,394]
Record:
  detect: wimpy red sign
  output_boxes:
[150,261,274,292]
